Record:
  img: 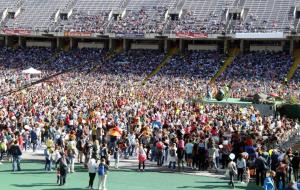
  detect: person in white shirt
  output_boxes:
[214,146,220,169]
[236,153,246,183]
[168,143,177,170]
[127,131,136,157]
[87,158,98,190]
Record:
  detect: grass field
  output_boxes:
[0,161,262,190]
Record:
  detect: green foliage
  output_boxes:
[287,96,300,105]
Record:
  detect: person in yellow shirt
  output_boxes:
[46,137,54,149]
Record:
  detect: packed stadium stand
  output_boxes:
[56,0,124,33]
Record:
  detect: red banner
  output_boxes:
[64,31,92,37]
[175,32,208,39]
[2,29,31,35]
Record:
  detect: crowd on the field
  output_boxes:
[0,47,299,190]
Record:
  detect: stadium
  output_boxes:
[0,0,300,190]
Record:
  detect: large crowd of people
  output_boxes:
[57,11,110,33]
[217,51,299,99]
[166,10,226,34]
[109,7,167,34]
[0,47,299,190]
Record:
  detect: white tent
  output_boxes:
[22,67,42,75]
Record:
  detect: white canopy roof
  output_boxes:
[22,67,42,75]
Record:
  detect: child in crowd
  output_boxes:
[114,146,120,169]
[168,143,177,170]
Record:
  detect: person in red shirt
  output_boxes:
[18,134,24,151]
[156,140,164,166]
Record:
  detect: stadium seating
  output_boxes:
[4,0,69,31]
[230,0,296,33]
[56,0,124,33]
[0,0,18,24]
[166,0,236,34]
[108,0,178,34]
[1,0,300,34]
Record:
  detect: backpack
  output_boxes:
[44,148,50,158]
[100,147,107,158]
[156,142,163,150]
[59,158,68,168]
[98,164,106,176]
[57,137,62,146]
[10,145,22,156]
[170,149,176,157]
[67,148,76,157]
[76,140,83,151]
[0,142,6,151]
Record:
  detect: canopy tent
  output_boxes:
[22,67,42,75]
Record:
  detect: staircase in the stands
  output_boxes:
[210,48,239,83]
[142,47,178,85]
[286,49,300,82]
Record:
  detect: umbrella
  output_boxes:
[109,130,122,137]
[114,126,123,134]
[109,127,122,137]
[229,153,235,160]
[152,121,162,129]
[269,93,279,97]
[24,125,31,130]
[242,152,249,157]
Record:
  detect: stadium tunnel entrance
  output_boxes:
[70,38,109,50]
[0,35,5,47]
[125,39,165,52]
[19,37,57,49]
[4,35,19,47]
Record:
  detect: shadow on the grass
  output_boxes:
[109,167,184,174]
[11,183,58,187]
[41,186,83,190]
[177,184,233,189]
[178,180,261,190]
[195,181,226,183]
[12,183,85,190]
[0,168,45,173]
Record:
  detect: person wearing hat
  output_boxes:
[227,153,237,188]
